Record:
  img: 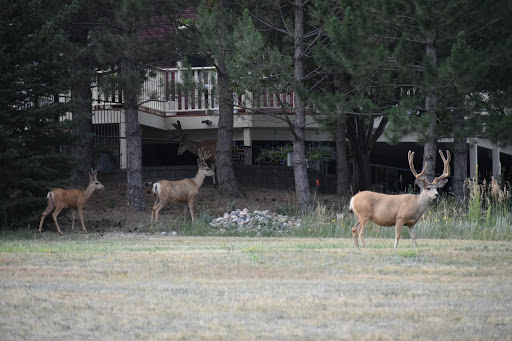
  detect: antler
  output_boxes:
[167,120,183,141]
[433,150,451,185]
[198,147,212,163]
[408,150,427,179]
[172,120,183,135]
[89,168,98,181]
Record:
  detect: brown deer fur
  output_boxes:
[151,149,215,224]
[349,150,450,248]
[38,169,104,235]
[171,120,217,187]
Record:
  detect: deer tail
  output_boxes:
[349,197,354,214]
[152,182,160,197]
[47,191,54,203]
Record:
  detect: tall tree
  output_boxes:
[314,3,397,192]
[291,0,313,210]
[224,1,316,210]
[384,0,511,197]
[91,0,194,211]
[197,0,244,198]
[0,0,76,227]
[67,1,100,184]
[436,32,487,199]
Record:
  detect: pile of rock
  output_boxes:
[210,208,302,234]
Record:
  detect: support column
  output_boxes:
[243,127,252,165]
[492,143,501,180]
[119,113,127,169]
[469,139,478,181]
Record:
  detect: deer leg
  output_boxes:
[212,162,217,188]
[358,220,368,248]
[152,201,166,224]
[188,198,196,222]
[51,207,64,236]
[351,221,361,247]
[151,197,161,225]
[78,207,88,234]
[71,210,75,231]
[38,202,55,234]
[151,199,160,224]
[409,225,417,247]
[394,222,404,248]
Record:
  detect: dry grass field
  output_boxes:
[1,235,512,340]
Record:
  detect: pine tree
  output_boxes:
[383,0,511,197]
[0,0,76,227]
[197,0,245,198]
[90,0,195,211]
[436,32,488,199]
[378,0,509,192]
[211,1,316,210]
[66,1,102,184]
[313,2,398,192]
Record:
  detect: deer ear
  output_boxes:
[415,178,426,190]
[436,179,448,188]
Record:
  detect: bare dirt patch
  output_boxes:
[50,184,344,234]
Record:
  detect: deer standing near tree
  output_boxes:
[170,120,217,187]
[151,148,215,224]
[38,169,104,235]
[349,150,451,248]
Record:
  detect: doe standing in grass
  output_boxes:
[349,150,450,248]
[38,169,104,235]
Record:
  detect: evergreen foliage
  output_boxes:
[0,0,77,227]
[382,0,511,144]
[89,0,196,211]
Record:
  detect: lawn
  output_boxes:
[1,234,512,340]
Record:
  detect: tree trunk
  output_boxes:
[216,63,244,197]
[423,42,438,182]
[122,60,146,211]
[215,0,244,198]
[349,142,370,193]
[453,136,468,203]
[292,0,312,211]
[336,113,350,196]
[346,115,371,192]
[71,80,93,184]
[70,25,93,184]
[345,106,388,193]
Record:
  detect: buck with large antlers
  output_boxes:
[170,120,217,187]
[38,169,104,235]
[349,150,451,248]
[151,148,215,224]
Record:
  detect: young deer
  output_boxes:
[170,120,217,187]
[350,150,450,248]
[151,148,215,224]
[38,169,104,235]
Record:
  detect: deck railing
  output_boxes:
[91,66,295,115]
